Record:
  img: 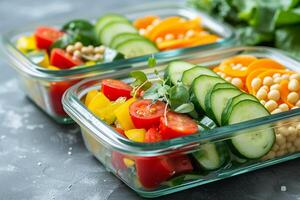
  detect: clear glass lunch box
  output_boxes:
[62,46,300,197]
[0,2,235,124]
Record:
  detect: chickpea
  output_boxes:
[265,100,278,112]
[152,19,160,26]
[231,78,243,88]
[286,142,292,149]
[276,150,286,157]
[261,85,269,92]
[273,144,279,151]
[251,78,262,91]
[74,42,83,50]
[292,106,299,110]
[270,84,280,90]
[296,123,300,133]
[241,67,247,71]
[165,34,175,40]
[288,146,296,154]
[271,108,282,114]
[279,103,289,112]
[66,45,74,53]
[81,47,89,54]
[288,79,299,91]
[186,30,195,38]
[87,45,94,52]
[216,72,223,76]
[296,100,300,107]
[94,54,103,60]
[273,77,282,83]
[282,74,290,80]
[268,90,280,101]
[276,134,286,146]
[73,50,81,58]
[139,29,146,35]
[290,73,300,81]
[263,76,273,86]
[279,143,287,150]
[282,128,290,137]
[225,77,232,82]
[273,73,281,78]
[293,138,300,148]
[94,46,105,54]
[155,37,163,43]
[267,151,276,159]
[256,88,268,100]
[287,92,299,104]
[287,129,297,142]
[260,100,266,105]
[146,25,154,32]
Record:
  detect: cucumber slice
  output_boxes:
[95,14,128,36]
[221,93,258,125]
[193,75,226,112]
[182,66,218,88]
[166,61,195,85]
[110,33,142,48]
[227,100,275,159]
[115,38,158,58]
[212,83,237,90]
[99,21,137,46]
[208,88,242,125]
[193,142,229,170]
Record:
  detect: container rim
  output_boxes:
[0,1,236,81]
[62,46,300,157]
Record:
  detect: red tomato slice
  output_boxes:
[159,111,198,140]
[101,79,132,101]
[136,155,193,188]
[35,26,64,50]
[50,48,83,69]
[114,127,125,137]
[145,127,162,143]
[129,100,166,129]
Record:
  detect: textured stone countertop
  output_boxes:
[1,0,300,199]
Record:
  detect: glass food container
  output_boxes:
[0,2,235,124]
[63,46,300,197]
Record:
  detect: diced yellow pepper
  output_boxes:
[94,101,125,124]
[114,98,136,130]
[47,65,60,70]
[85,90,99,106]
[88,92,110,113]
[16,35,36,53]
[125,129,146,142]
[123,158,135,168]
[39,52,50,67]
[85,61,96,66]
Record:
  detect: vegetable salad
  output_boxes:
[16,14,220,70]
[83,56,300,189]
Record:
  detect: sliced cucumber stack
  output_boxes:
[226,100,275,159]
[110,33,141,49]
[207,88,242,125]
[95,14,129,36]
[99,21,138,46]
[182,66,218,88]
[193,142,229,170]
[211,82,237,90]
[166,61,195,85]
[193,75,226,112]
[221,93,258,125]
[115,38,158,58]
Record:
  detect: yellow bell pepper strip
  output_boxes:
[87,92,111,113]
[47,65,60,70]
[85,61,96,66]
[123,158,135,168]
[94,101,125,124]
[85,90,99,106]
[114,98,136,130]
[16,35,36,53]
[124,128,146,142]
[26,50,50,68]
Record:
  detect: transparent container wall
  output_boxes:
[79,116,300,198]
[62,47,300,197]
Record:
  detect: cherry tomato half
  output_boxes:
[50,48,83,69]
[159,111,198,140]
[34,26,64,50]
[101,79,132,101]
[144,127,162,143]
[129,100,166,129]
[49,81,72,116]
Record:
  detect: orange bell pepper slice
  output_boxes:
[219,55,258,77]
[149,17,202,40]
[146,16,182,40]
[133,15,159,29]
[247,59,285,74]
[157,36,198,50]
[280,80,294,108]
[189,34,220,47]
[257,69,294,79]
[246,68,267,94]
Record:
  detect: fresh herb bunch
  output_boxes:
[188,0,300,58]
[129,57,197,116]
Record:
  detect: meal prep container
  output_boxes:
[63,46,300,197]
[0,2,235,124]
